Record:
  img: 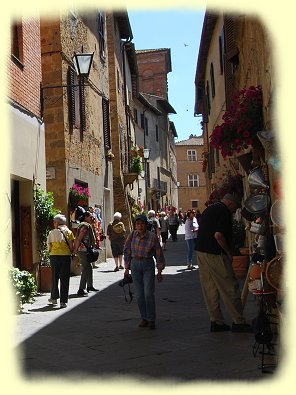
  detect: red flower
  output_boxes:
[209,85,263,158]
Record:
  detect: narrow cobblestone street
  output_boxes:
[13,225,280,383]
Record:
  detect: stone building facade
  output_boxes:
[175,135,207,212]
[135,48,177,212]
[40,10,111,217]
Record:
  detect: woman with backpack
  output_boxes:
[107,212,126,272]
[73,211,99,296]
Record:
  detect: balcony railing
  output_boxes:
[152,178,167,193]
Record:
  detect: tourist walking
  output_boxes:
[184,209,199,269]
[195,194,252,333]
[107,212,126,272]
[168,208,180,241]
[158,211,169,250]
[146,209,161,237]
[123,214,165,329]
[47,214,74,308]
[74,211,99,296]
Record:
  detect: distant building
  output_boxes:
[175,134,207,212]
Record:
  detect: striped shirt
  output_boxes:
[123,230,165,271]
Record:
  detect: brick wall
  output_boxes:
[136,50,169,99]
[8,17,42,117]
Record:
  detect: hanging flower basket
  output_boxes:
[137,146,144,157]
[130,145,144,158]
[210,86,263,158]
[130,145,138,157]
[69,184,90,209]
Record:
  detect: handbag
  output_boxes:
[86,247,99,263]
[81,240,99,263]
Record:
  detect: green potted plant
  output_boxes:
[130,156,143,175]
[34,184,60,291]
[9,267,37,313]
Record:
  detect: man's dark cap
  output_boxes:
[134,214,148,223]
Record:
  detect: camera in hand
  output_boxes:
[118,274,133,287]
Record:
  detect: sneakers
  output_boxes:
[114,267,119,272]
[87,287,99,292]
[119,265,124,270]
[60,303,67,308]
[48,298,57,305]
[210,322,230,332]
[231,322,253,333]
[77,289,88,296]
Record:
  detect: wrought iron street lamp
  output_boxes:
[72,52,94,78]
[40,51,94,117]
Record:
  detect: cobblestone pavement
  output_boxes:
[13,224,281,384]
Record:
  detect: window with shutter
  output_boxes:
[206,81,211,115]
[133,108,138,124]
[11,23,23,64]
[98,12,105,60]
[210,63,215,98]
[140,113,144,129]
[102,98,111,149]
[68,67,76,129]
[79,80,86,132]
[224,16,239,109]
[219,28,225,75]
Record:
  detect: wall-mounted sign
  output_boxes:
[46,167,56,180]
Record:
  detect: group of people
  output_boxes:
[47,209,101,307]
[122,194,252,333]
[47,192,252,333]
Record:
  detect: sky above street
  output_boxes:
[128,8,205,142]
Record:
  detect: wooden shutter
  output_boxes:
[79,80,86,131]
[224,15,239,109]
[140,113,144,129]
[210,63,215,98]
[68,67,76,128]
[102,98,111,149]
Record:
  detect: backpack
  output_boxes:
[147,219,158,233]
[112,222,125,234]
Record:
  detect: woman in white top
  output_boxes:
[184,209,199,269]
[158,211,169,250]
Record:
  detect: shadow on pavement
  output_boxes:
[15,233,275,382]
